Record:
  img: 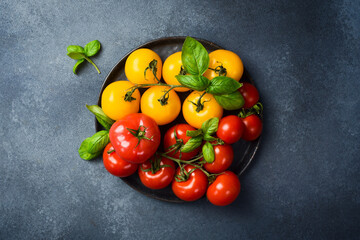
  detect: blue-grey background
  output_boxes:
[1,0,359,239]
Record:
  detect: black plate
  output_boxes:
[96,36,261,203]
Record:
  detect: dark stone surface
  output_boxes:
[1,0,359,239]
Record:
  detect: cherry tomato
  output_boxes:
[217,115,244,144]
[103,143,138,177]
[204,144,234,174]
[125,48,162,85]
[172,165,208,201]
[207,171,241,206]
[203,50,244,82]
[162,51,190,92]
[182,91,223,129]
[101,81,140,120]
[241,114,263,141]
[138,156,176,189]
[239,83,259,108]
[163,124,201,160]
[109,113,161,164]
[140,86,181,125]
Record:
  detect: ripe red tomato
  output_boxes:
[109,113,161,164]
[239,83,259,109]
[138,156,176,189]
[204,144,234,174]
[163,124,201,160]
[207,171,241,206]
[241,114,263,141]
[217,115,244,144]
[172,165,208,201]
[103,143,138,177]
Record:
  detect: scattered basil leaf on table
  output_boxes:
[67,40,101,74]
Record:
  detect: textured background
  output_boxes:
[1,0,359,239]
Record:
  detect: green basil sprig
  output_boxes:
[176,37,244,110]
[181,117,223,163]
[67,40,101,74]
[79,104,115,160]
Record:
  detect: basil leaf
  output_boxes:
[181,136,203,153]
[78,130,109,160]
[175,75,210,91]
[214,91,245,110]
[203,134,217,142]
[186,129,203,138]
[73,58,85,74]
[86,105,115,130]
[84,40,101,57]
[67,45,85,54]
[202,142,215,163]
[201,117,219,136]
[67,52,86,60]
[181,37,209,75]
[207,76,242,95]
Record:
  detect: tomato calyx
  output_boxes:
[179,65,187,75]
[140,154,173,174]
[107,149,115,154]
[124,89,137,102]
[165,128,184,158]
[144,59,160,83]
[238,102,263,118]
[126,125,154,148]
[189,91,209,112]
[209,61,227,77]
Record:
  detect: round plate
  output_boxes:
[96,36,261,203]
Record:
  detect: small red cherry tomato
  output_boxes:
[172,165,208,201]
[241,114,263,141]
[239,83,259,109]
[103,143,138,177]
[163,124,201,160]
[138,156,176,190]
[207,171,241,206]
[204,144,234,174]
[109,113,161,164]
[217,115,244,144]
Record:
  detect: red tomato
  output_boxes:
[207,171,241,206]
[163,124,201,160]
[138,156,176,190]
[239,83,260,109]
[103,143,138,177]
[172,165,208,201]
[241,114,263,141]
[204,144,234,174]
[217,115,244,144]
[109,113,161,164]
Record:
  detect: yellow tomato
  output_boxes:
[203,50,244,82]
[140,86,181,125]
[101,81,140,120]
[162,51,189,92]
[125,48,162,85]
[182,91,223,129]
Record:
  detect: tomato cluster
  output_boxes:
[96,38,263,206]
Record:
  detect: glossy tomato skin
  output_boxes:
[163,124,201,160]
[109,113,161,164]
[172,165,208,201]
[239,83,259,109]
[217,115,244,144]
[140,86,181,125]
[241,114,263,141]
[207,171,241,206]
[204,144,234,174]
[182,91,223,129]
[162,51,190,92]
[101,81,140,120]
[103,143,138,177]
[138,157,176,189]
[203,50,244,82]
[125,48,162,85]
